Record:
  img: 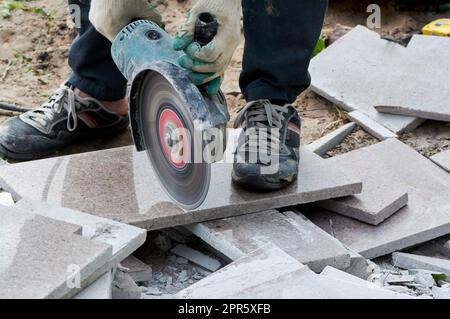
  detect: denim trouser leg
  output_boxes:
[67,0,127,101]
[240,0,328,104]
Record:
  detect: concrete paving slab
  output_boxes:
[348,111,398,141]
[0,146,362,231]
[121,255,152,283]
[74,271,114,299]
[317,151,409,225]
[305,122,356,156]
[393,253,450,277]
[186,210,351,273]
[171,245,221,272]
[303,138,450,259]
[375,35,450,122]
[14,199,147,266]
[176,244,412,299]
[0,205,112,299]
[431,150,450,173]
[309,25,422,134]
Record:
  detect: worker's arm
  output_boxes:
[173,0,242,95]
[89,0,162,41]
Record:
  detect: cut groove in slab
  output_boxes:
[186,210,351,273]
[0,146,362,230]
[303,139,450,259]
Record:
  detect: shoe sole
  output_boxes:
[0,123,130,161]
[231,170,297,191]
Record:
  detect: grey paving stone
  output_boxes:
[304,139,450,259]
[74,271,114,300]
[186,210,351,273]
[14,199,147,266]
[317,151,409,225]
[375,35,450,122]
[343,247,380,280]
[176,244,412,299]
[171,244,221,272]
[348,111,398,141]
[0,146,361,231]
[309,25,422,134]
[121,255,153,283]
[431,150,450,173]
[0,205,112,299]
[305,122,356,156]
[393,253,450,277]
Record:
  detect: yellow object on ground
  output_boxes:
[422,18,450,36]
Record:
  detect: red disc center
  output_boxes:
[158,108,189,169]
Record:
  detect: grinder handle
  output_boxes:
[194,12,219,47]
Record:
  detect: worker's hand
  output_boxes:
[173,0,242,96]
[89,0,162,41]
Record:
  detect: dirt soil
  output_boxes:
[0,0,449,159]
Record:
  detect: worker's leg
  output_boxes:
[0,0,129,160]
[240,0,328,104]
[233,0,327,190]
[68,0,127,101]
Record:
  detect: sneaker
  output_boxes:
[232,99,301,191]
[0,85,129,160]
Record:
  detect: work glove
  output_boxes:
[173,0,242,96]
[89,0,162,41]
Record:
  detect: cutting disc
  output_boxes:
[139,72,211,210]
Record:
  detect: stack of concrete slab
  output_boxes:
[304,138,450,259]
[176,244,412,299]
[0,200,146,299]
[0,145,362,231]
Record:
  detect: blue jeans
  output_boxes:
[68,0,327,104]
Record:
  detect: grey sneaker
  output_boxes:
[232,99,301,191]
[0,85,129,160]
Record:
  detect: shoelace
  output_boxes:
[26,86,79,132]
[234,99,288,154]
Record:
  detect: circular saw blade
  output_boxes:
[139,72,211,210]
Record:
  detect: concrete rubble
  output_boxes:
[2,25,450,300]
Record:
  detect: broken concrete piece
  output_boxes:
[121,255,153,283]
[0,205,112,299]
[177,245,412,299]
[0,146,361,230]
[186,210,351,273]
[171,245,221,272]
[317,151,409,225]
[309,25,422,134]
[348,111,398,141]
[430,150,450,173]
[305,122,356,156]
[432,285,450,299]
[304,139,450,259]
[393,253,450,278]
[112,270,142,300]
[320,266,378,288]
[342,248,380,280]
[0,192,14,206]
[74,271,114,300]
[374,36,450,123]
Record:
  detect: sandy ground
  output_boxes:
[0,0,449,159]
